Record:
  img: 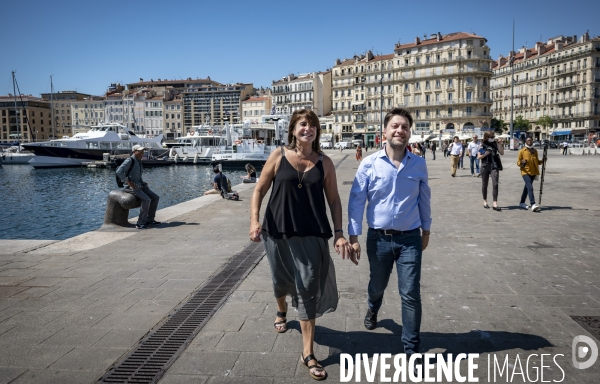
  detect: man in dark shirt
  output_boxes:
[205,166,228,195]
[116,145,161,229]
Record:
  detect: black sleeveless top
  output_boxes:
[262,147,332,239]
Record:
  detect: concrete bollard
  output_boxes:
[103,189,142,227]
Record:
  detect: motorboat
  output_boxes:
[22,123,165,168]
[0,146,35,165]
[169,117,289,168]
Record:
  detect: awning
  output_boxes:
[550,130,572,136]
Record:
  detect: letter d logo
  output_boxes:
[572,335,598,369]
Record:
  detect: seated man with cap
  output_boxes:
[116,144,161,229]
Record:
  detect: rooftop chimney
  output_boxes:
[437,32,442,41]
[415,36,421,45]
[535,42,544,55]
[555,41,563,51]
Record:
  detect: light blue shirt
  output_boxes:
[348,148,432,235]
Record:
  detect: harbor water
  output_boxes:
[0,165,247,240]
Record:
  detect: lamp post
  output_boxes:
[379,66,384,149]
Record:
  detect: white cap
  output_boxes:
[132,145,147,152]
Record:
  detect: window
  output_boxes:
[448,93,453,101]
[448,107,453,117]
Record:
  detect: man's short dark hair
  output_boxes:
[213,166,221,174]
[383,108,413,129]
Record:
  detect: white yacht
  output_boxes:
[22,123,164,169]
[169,117,289,168]
[0,146,35,164]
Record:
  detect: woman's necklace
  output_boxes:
[295,149,313,188]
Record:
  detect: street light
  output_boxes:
[379,65,384,149]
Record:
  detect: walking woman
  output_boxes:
[249,109,354,381]
[356,144,363,162]
[477,131,505,211]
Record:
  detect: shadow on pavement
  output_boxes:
[291,320,553,368]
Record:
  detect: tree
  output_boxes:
[536,115,553,138]
[491,118,506,134]
[513,115,531,131]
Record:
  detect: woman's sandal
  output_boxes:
[273,308,287,333]
[301,354,327,381]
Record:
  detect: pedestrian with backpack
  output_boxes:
[116,145,161,229]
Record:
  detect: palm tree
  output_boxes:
[491,118,506,134]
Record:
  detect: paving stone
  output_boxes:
[216,332,277,352]
[167,351,239,376]
[0,345,73,368]
[0,368,26,384]
[231,352,299,378]
[92,328,148,348]
[48,346,128,370]
[41,326,111,347]
[159,374,209,384]
[9,369,103,384]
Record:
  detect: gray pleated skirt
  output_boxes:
[263,233,338,320]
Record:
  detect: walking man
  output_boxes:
[467,135,481,177]
[442,141,448,158]
[518,137,547,212]
[348,107,432,361]
[448,136,463,177]
[431,141,436,160]
[116,145,161,229]
[561,141,569,155]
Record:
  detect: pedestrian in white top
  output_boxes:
[449,136,463,177]
[467,136,481,177]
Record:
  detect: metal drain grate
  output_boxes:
[98,241,265,383]
[571,316,600,342]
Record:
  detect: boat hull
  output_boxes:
[28,156,88,168]
[0,153,35,164]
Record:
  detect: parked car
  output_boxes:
[532,141,541,147]
[334,142,349,150]
[320,142,332,149]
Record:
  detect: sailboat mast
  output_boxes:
[50,76,55,139]
[12,71,19,142]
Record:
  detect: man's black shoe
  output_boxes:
[136,223,149,229]
[364,308,377,330]
[146,220,161,225]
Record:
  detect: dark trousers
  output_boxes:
[520,174,536,205]
[481,163,499,201]
[432,150,436,160]
[366,228,422,354]
[130,185,159,224]
[562,147,568,155]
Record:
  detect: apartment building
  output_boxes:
[271,71,332,116]
[70,97,105,135]
[163,95,183,138]
[127,78,253,132]
[145,96,164,137]
[40,91,91,137]
[242,96,272,123]
[492,32,600,141]
[394,32,493,140]
[331,32,493,146]
[0,95,52,142]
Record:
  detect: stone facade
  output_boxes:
[70,97,105,135]
[0,96,51,142]
[331,32,493,146]
[40,91,91,137]
[271,71,331,116]
[492,32,600,141]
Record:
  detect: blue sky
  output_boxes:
[1,0,598,97]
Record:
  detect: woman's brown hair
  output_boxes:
[286,109,321,153]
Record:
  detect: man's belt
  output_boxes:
[370,228,419,236]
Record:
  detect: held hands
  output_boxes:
[335,233,357,265]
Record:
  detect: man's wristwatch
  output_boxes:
[334,229,344,235]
